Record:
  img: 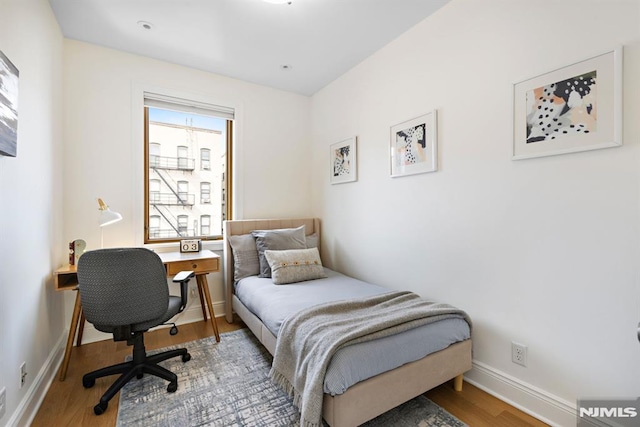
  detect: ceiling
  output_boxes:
[49,0,450,96]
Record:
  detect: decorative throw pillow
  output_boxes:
[228,234,259,282]
[252,226,307,278]
[264,247,327,285]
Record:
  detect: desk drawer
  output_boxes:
[166,258,219,275]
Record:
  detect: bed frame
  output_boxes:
[223,218,472,427]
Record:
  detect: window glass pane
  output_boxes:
[177,215,188,235]
[149,215,161,238]
[150,179,161,203]
[201,182,211,204]
[149,143,161,167]
[201,215,211,235]
[145,104,231,242]
[201,148,211,171]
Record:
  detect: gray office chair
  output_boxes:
[77,248,195,415]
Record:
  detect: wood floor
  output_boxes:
[32,318,548,427]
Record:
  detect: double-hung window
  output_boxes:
[143,93,233,243]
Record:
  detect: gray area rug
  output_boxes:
[116,328,467,426]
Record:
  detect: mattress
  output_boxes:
[235,268,471,395]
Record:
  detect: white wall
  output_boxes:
[0,0,65,425]
[310,0,640,425]
[63,39,312,246]
[62,40,312,341]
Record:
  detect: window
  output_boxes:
[177,180,189,205]
[143,92,233,243]
[201,148,211,171]
[149,143,161,167]
[149,215,161,238]
[201,182,211,204]
[201,215,211,235]
[177,215,189,235]
[177,145,189,170]
[149,179,161,203]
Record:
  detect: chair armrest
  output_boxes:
[173,270,195,283]
[172,270,195,312]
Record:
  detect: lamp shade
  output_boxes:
[98,198,122,227]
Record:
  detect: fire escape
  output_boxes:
[149,153,196,238]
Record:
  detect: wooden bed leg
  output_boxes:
[453,374,464,391]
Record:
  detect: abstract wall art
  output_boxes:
[513,47,622,160]
[0,49,19,157]
[330,136,357,184]
[390,110,437,177]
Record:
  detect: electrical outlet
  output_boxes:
[0,387,6,419]
[511,342,527,367]
[20,362,27,388]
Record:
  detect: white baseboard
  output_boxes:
[6,334,65,427]
[465,360,577,427]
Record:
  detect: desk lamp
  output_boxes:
[98,198,122,248]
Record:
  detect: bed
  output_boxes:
[223,218,472,427]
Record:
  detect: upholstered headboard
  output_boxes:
[223,218,321,323]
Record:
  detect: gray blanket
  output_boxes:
[269,290,472,427]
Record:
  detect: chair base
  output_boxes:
[83,332,190,415]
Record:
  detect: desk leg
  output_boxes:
[197,275,220,342]
[59,290,82,381]
[76,310,85,346]
[197,283,207,320]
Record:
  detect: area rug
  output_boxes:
[116,329,467,426]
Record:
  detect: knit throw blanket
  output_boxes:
[269,290,472,427]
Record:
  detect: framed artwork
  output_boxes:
[390,110,437,177]
[512,46,622,160]
[330,136,357,184]
[0,49,19,157]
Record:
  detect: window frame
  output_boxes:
[143,107,233,244]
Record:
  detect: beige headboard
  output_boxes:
[223,218,321,323]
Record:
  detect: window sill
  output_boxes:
[143,239,224,253]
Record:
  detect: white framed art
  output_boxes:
[512,46,623,160]
[390,110,437,178]
[330,136,357,184]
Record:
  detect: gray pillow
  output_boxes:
[252,225,306,278]
[228,234,259,282]
[305,233,319,249]
[264,247,327,285]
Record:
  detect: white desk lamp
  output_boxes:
[98,198,122,248]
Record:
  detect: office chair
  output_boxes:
[77,248,195,415]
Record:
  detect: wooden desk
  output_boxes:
[157,250,221,344]
[54,249,221,381]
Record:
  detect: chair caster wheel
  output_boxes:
[182,353,191,363]
[170,326,178,335]
[83,377,95,388]
[167,381,178,393]
[94,401,108,415]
